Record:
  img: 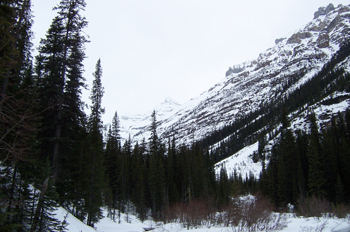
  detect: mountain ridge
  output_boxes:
[119,3,350,148]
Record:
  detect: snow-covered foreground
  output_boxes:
[154,216,350,232]
[54,207,350,232]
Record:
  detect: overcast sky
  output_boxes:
[31,0,349,124]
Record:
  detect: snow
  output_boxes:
[56,206,350,232]
[214,142,262,179]
[54,4,350,230]
[54,207,96,232]
[115,3,350,147]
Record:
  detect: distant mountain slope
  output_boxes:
[121,3,350,149]
[119,97,181,140]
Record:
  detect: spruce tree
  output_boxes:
[104,111,121,221]
[218,166,230,207]
[35,0,88,183]
[148,110,166,219]
[130,142,148,221]
[340,109,350,202]
[307,113,326,198]
[275,110,299,206]
[165,137,178,204]
[0,1,45,230]
[33,0,89,226]
[83,58,105,227]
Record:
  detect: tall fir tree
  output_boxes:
[276,110,299,206]
[0,1,45,231]
[83,58,105,227]
[33,0,89,228]
[104,111,121,222]
[148,110,166,219]
[307,112,326,198]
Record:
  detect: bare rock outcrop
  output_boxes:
[314,3,335,19]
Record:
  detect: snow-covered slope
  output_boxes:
[57,205,350,232]
[214,142,262,179]
[119,97,182,141]
[121,3,350,146]
[214,91,350,179]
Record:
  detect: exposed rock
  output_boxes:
[275,38,286,45]
[338,5,349,14]
[225,66,245,76]
[317,33,330,48]
[238,71,249,78]
[287,32,312,44]
[327,15,340,33]
[314,3,335,19]
[123,3,350,145]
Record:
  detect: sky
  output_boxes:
[31,0,349,124]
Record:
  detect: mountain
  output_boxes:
[121,3,350,150]
[119,97,182,141]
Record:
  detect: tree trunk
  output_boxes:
[30,177,49,232]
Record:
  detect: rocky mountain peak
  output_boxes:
[122,3,350,146]
[313,3,335,19]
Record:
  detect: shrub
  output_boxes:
[297,196,350,218]
[230,193,287,231]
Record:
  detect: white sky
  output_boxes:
[31,0,349,124]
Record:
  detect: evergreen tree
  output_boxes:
[320,116,338,203]
[265,110,299,207]
[340,109,350,202]
[307,113,326,198]
[295,130,309,201]
[130,142,148,221]
[165,137,179,205]
[276,111,299,206]
[218,166,230,207]
[104,111,121,222]
[83,58,105,227]
[148,110,166,219]
[0,1,47,231]
[32,0,89,228]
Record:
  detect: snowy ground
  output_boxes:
[54,207,350,232]
[51,136,350,231]
[214,142,262,179]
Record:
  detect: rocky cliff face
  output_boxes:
[314,3,335,19]
[122,4,350,145]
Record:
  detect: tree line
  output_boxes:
[199,40,350,164]
[259,109,350,211]
[0,0,232,230]
[1,0,350,231]
[0,0,107,230]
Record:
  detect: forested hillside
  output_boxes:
[1,1,350,231]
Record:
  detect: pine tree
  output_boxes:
[83,58,105,227]
[0,1,45,230]
[307,113,326,198]
[320,117,338,203]
[275,110,299,206]
[148,110,166,219]
[295,130,309,201]
[32,0,89,229]
[0,0,34,164]
[104,111,121,221]
[130,142,148,221]
[35,0,88,183]
[340,109,350,202]
[218,166,230,207]
[165,137,178,204]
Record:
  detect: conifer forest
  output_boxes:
[1,0,350,231]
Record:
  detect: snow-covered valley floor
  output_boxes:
[54,207,350,232]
